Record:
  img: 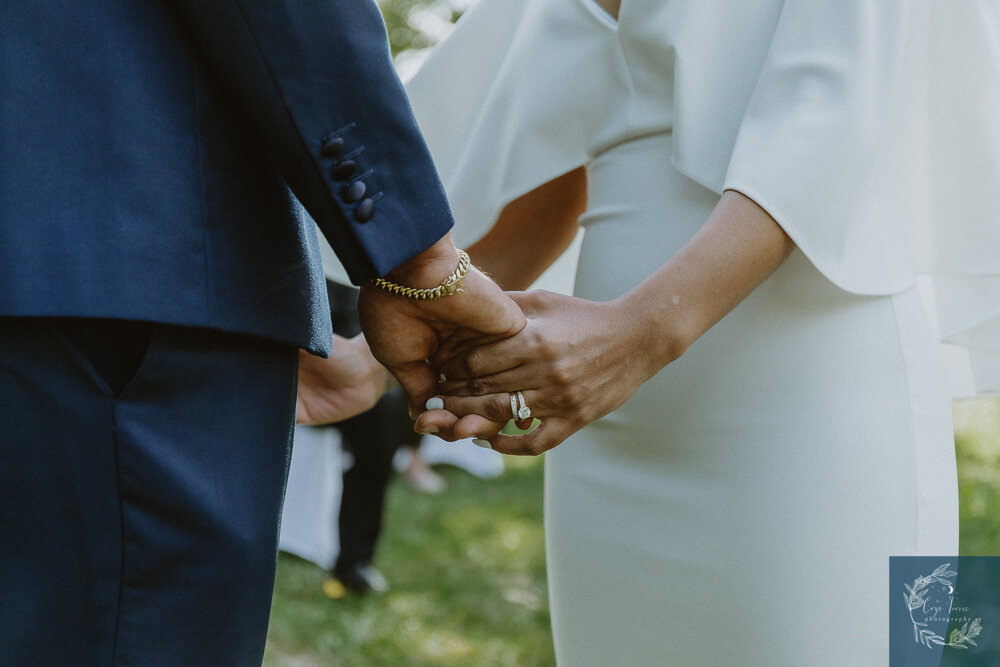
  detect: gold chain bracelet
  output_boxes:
[372,249,471,300]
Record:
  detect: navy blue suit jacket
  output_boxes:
[0,0,454,355]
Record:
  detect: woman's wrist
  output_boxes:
[613,288,694,380]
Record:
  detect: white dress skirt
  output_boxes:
[404,0,1000,663]
[544,131,957,665]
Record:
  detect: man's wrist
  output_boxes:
[374,249,470,301]
[385,234,461,289]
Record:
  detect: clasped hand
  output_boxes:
[416,290,660,455]
[295,236,662,455]
[297,285,657,455]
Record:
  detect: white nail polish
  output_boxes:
[425,397,444,411]
[472,438,492,449]
[439,373,447,382]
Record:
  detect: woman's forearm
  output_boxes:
[467,167,586,290]
[618,189,796,376]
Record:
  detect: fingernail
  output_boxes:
[472,438,492,449]
[419,426,440,435]
[425,397,444,411]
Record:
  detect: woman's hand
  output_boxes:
[296,333,395,425]
[415,290,674,455]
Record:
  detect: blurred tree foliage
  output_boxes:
[376,0,471,57]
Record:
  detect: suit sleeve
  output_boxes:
[164,0,454,284]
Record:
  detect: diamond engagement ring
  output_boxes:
[510,391,531,420]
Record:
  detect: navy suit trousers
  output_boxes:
[0,318,297,665]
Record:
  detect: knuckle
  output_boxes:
[538,340,559,362]
[442,356,472,381]
[468,377,494,397]
[566,384,587,408]
[549,363,574,389]
[555,383,583,409]
[489,393,511,419]
[526,327,548,351]
[461,346,488,378]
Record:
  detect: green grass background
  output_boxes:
[264,455,552,666]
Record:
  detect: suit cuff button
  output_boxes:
[344,180,367,202]
[332,160,357,180]
[321,137,345,158]
[354,198,375,222]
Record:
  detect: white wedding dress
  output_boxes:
[406,0,1000,663]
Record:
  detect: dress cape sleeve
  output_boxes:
[404,0,624,248]
[720,0,1000,395]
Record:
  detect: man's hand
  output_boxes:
[296,333,394,425]
[358,234,526,416]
